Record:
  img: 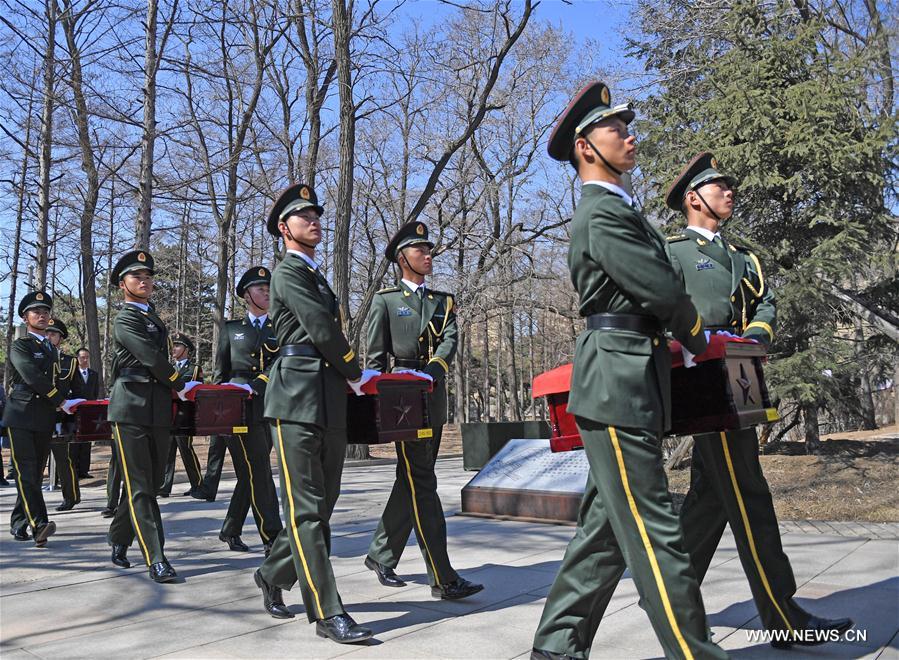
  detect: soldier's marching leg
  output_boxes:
[159,435,178,496]
[196,434,226,501]
[258,420,344,623]
[178,437,203,491]
[679,442,728,583]
[103,445,121,517]
[51,440,81,508]
[537,419,726,659]
[221,426,282,548]
[691,428,810,633]
[108,423,168,567]
[7,428,53,541]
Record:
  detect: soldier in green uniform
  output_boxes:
[45,318,81,511]
[531,82,725,660]
[5,292,69,546]
[252,183,375,644]
[213,267,283,553]
[665,152,853,648]
[362,221,483,600]
[158,333,204,498]
[106,250,201,582]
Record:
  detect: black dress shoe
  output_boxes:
[149,561,177,583]
[531,649,578,660]
[254,569,293,619]
[11,527,30,541]
[0,477,11,487]
[56,501,75,511]
[33,521,56,547]
[431,577,484,600]
[100,507,116,518]
[157,491,170,498]
[190,488,214,502]
[219,533,249,551]
[364,556,406,587]
[79,473,93,479]
[182,488,195,497]
[770,615,854,648]
[111,544,131,568]
[315,613,373,644]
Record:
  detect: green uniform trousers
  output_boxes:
[51,440,81,505]
[366,424,459,587]
[259,420,346,622]
[197,434,227,499]
[534,419,726,660]
[680,428,810,634]
[220,424,282,544]
[160,435,202,495]
[106,444,122,510]
[8,427,52,533]
[107,423,170,566]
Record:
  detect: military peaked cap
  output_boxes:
[385,222,434,263]
[46,318,69,339]
[665,151,737,210]
[236,266,272,297]
[548,81,635,161]
[111,250,155,285]
[171,332,195,354]
[18,291,52,317]
[267,183,324,237]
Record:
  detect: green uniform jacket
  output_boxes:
[213,317,277,423]
[264,254,362,428]
[567,185,707,433]
[366,282,457,425]
[55,352,77,424]
[178,359,204,382]
[2,335,66,433]
[107,304,187,426]
[667,228,776,346]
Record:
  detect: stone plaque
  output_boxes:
[460,439,588,524]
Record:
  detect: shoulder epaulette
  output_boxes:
[666,234,690,243]
[376,286,401,295]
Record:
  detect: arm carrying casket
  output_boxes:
[347,373,434,445]
[171,383,251,436]
[532,335,779,452]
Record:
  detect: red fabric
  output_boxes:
[181,383,250,402]
[347,372,434,395]
[531,335,757,397]
[70,399,109,411]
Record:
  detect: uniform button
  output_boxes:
[324,362,330,367]
[418,337,424,343]
[732,321,738,327]
[251,366,258,372]
[652,338,660,347]
[730,296,736,302]
[334,317,338,323]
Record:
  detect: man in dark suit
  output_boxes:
[69,347,101,478]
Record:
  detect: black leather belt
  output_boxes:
[11,383,32,391]
[281,344,322,358]
[586,313,661,335]
[394,358,426,369]
[119,367,154,379]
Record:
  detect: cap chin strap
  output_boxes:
[283,217,317,250]
[693,187,723,223]
[245,288,268,314]
[583,134,623,176]
[122,277,150,302]
[399,247,427,278]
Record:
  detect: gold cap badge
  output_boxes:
[258,268,266,276]
[300,186,310,200]
[710,157,718,168]
[137,252,146,262]
[48,319,54,325]
[416,224,425,236]
[600,86,610,105]
[36,293,44,300]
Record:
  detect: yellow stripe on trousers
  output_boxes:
[609,426,694,660]
[237,434,269,542]
[275,420,324,619]
[113,423,152,566]
[719,432,795,634]
[400,442,441,587]
[7,428,36,529]
[66,449,79,500]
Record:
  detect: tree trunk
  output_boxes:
[331,0,354,319]
[35,0,58,290]
[61,0,104,385]
[135,0,159,248]
[853,318,877,429]
[802,404,821,454]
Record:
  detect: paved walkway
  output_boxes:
[1,457,896,659]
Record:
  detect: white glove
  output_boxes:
[55,423,63,434]
[226,381,254,395]
[681,331,711,369]
[395,368,434,382]
[177,380,202,401]
[714,330,740,338]
[347,369,380,396]
[61,399,86,414]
